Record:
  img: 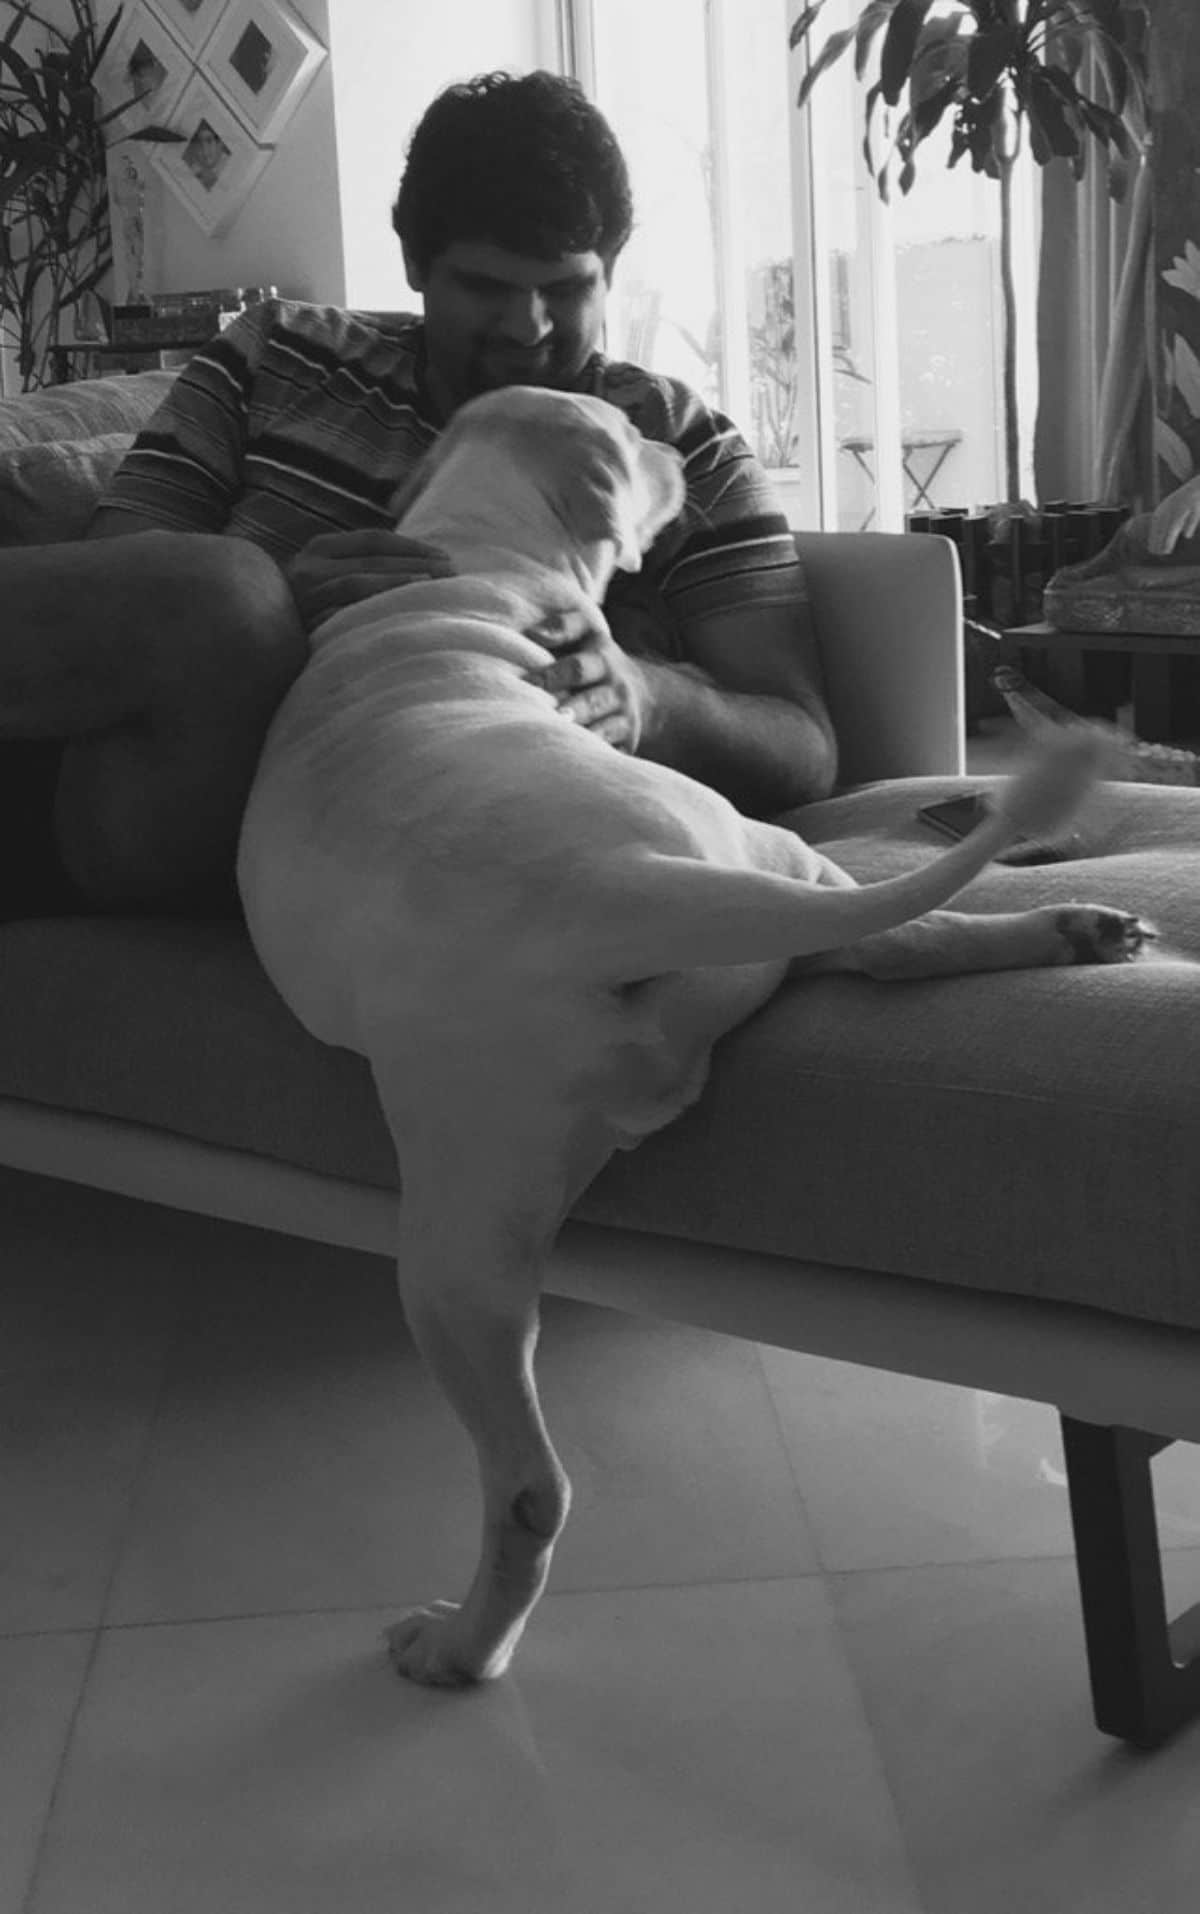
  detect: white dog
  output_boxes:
[238,387,1151,1687]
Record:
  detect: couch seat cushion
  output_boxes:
[1,774,1198,1330]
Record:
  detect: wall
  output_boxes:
[96,0,550,311]
[95,0,344,303]
[326,0,550,313]
[159,0,343,301]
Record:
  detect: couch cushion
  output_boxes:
[0,369,177,451]
[1,774,1198,1331]
[0,434,132,545]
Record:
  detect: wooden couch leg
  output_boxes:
[1060,1415,1200,1749]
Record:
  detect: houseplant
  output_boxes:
[0,0,181,390]
[789,0,1150,507]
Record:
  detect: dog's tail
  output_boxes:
[588,726,1116,976]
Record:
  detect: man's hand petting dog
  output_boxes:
[529,604,649,752]
[285,528,455,635]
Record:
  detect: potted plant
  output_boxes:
[789,0,1150,510]
[0,0,182,391]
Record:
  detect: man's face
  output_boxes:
[408,241,610,416]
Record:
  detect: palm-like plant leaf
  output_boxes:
[880,0,938,104]
[790,0,1150,501]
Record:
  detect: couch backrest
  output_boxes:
[0,369,178,546]
[0,373,964,784]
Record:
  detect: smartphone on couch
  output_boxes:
[916,792,1074,865]
[917,793,1000,844]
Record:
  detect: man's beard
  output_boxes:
[466,337,579,396]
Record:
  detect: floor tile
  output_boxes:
[965,714,1022,777]
[0,1631,94,1914]
[834,1555,1200,1914]
[535,1296,820,1590]
[31,1580,920,1914]
[0,1348,170,1636]
[0,1174,187,1635]
[1160,1543,1200,1633]
[761,1348,1078,1570]
[108,1242,816,1626]
[762,1348,1200,1574]
[0,1169,185,1369]
[1153,1443,1200,1548]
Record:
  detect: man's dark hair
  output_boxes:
[392,70,634,278]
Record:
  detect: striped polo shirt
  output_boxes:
[98,299,808,651]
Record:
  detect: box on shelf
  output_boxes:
[110,289,245,347]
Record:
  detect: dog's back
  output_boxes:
[238,559,791,1046]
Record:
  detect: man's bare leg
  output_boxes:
[0,532,306,911]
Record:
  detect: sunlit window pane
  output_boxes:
[891,104,1007,518]
[585,0,1033,529]
[593,0,720,403]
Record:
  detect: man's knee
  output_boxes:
[50,534,307,909]
[136,532,307,715]
[0,533,306,740]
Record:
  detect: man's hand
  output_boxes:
[284,529,454,634]
[528,603,651,752]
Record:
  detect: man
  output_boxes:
[5,69,835,917]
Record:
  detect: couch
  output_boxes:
[3,369,1200,1748]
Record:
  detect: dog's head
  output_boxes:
[392,387,685,575]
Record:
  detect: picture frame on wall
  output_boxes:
[201,0,326,146]
[146,0,227,58]
[151,72,271,237]
[94,0,190,129]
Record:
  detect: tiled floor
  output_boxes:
[6,1163,1200,1914]
[0,700,1188,1914]
[964,711,1023,777]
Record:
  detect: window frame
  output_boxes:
[558,0,1038,529]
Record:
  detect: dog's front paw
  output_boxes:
[385,1602,512,1688]
[1054,905,1158,965]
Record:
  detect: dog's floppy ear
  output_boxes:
[387,433,452,526]
[558,448,647,573]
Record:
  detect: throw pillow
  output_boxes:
[0,434,131,546]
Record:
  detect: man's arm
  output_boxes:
[86,304,278,541]
[629,599,837,815]
[537,594,838,816]
[576,372,838,814]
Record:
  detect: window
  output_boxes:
[572,0,1038,530]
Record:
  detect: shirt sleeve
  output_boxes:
[94,303,276,532]
[629,377,807,625]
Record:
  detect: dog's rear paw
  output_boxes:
[1055,905,1158,965]
[385,1602,511,1688]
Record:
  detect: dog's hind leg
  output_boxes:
[369,1045,611,1687]
[807,902,1154,981]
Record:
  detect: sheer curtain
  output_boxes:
[1034,151,1156,511]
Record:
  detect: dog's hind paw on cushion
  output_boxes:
[1053,905,1157,964]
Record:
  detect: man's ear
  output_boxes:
[401,243,427,295]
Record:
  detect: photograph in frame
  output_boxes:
[152,72,271,237]
[144,0,227,58]
[201,0,326,145]
[94,0,190,130]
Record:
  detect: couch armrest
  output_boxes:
[794,530,964,785]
